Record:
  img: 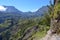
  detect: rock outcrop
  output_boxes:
[41,29,60,40]
[19,26,39,40]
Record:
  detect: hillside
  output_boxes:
[0,0,60,40]
[0,5,50,40]
[40,0,60,40]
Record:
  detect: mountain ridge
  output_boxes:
[0,5,49,20]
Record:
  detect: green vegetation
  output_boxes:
[0,2,52,40]
[0,20,11,28]
[0,13,50,40]
[1,0,60,40]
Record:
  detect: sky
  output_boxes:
[0,0,51,12]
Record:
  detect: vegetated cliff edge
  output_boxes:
[40,19,60,40]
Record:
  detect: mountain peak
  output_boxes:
[0,5,22,13]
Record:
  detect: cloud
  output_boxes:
[0,6,7,11]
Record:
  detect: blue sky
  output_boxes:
[0,0,51,12]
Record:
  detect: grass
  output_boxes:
[28,30,47,40]
[33,31,46,38]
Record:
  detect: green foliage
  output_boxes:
[38,13,50,26]
[0,10,51,40]
[0,20,11,28]
[52,1,60,19]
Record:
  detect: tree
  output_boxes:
[50,0,60,34]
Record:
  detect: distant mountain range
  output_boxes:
[0,5,48,23]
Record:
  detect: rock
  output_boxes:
[40,30,60,40]
[19,26,39,40]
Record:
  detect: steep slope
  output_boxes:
[0,5,49,40]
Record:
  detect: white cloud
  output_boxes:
[30,8,38,12]
[0,6,7,11]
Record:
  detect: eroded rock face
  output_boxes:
[41,34,60,40]
[40,30,60,40]
[19,26,39,40]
